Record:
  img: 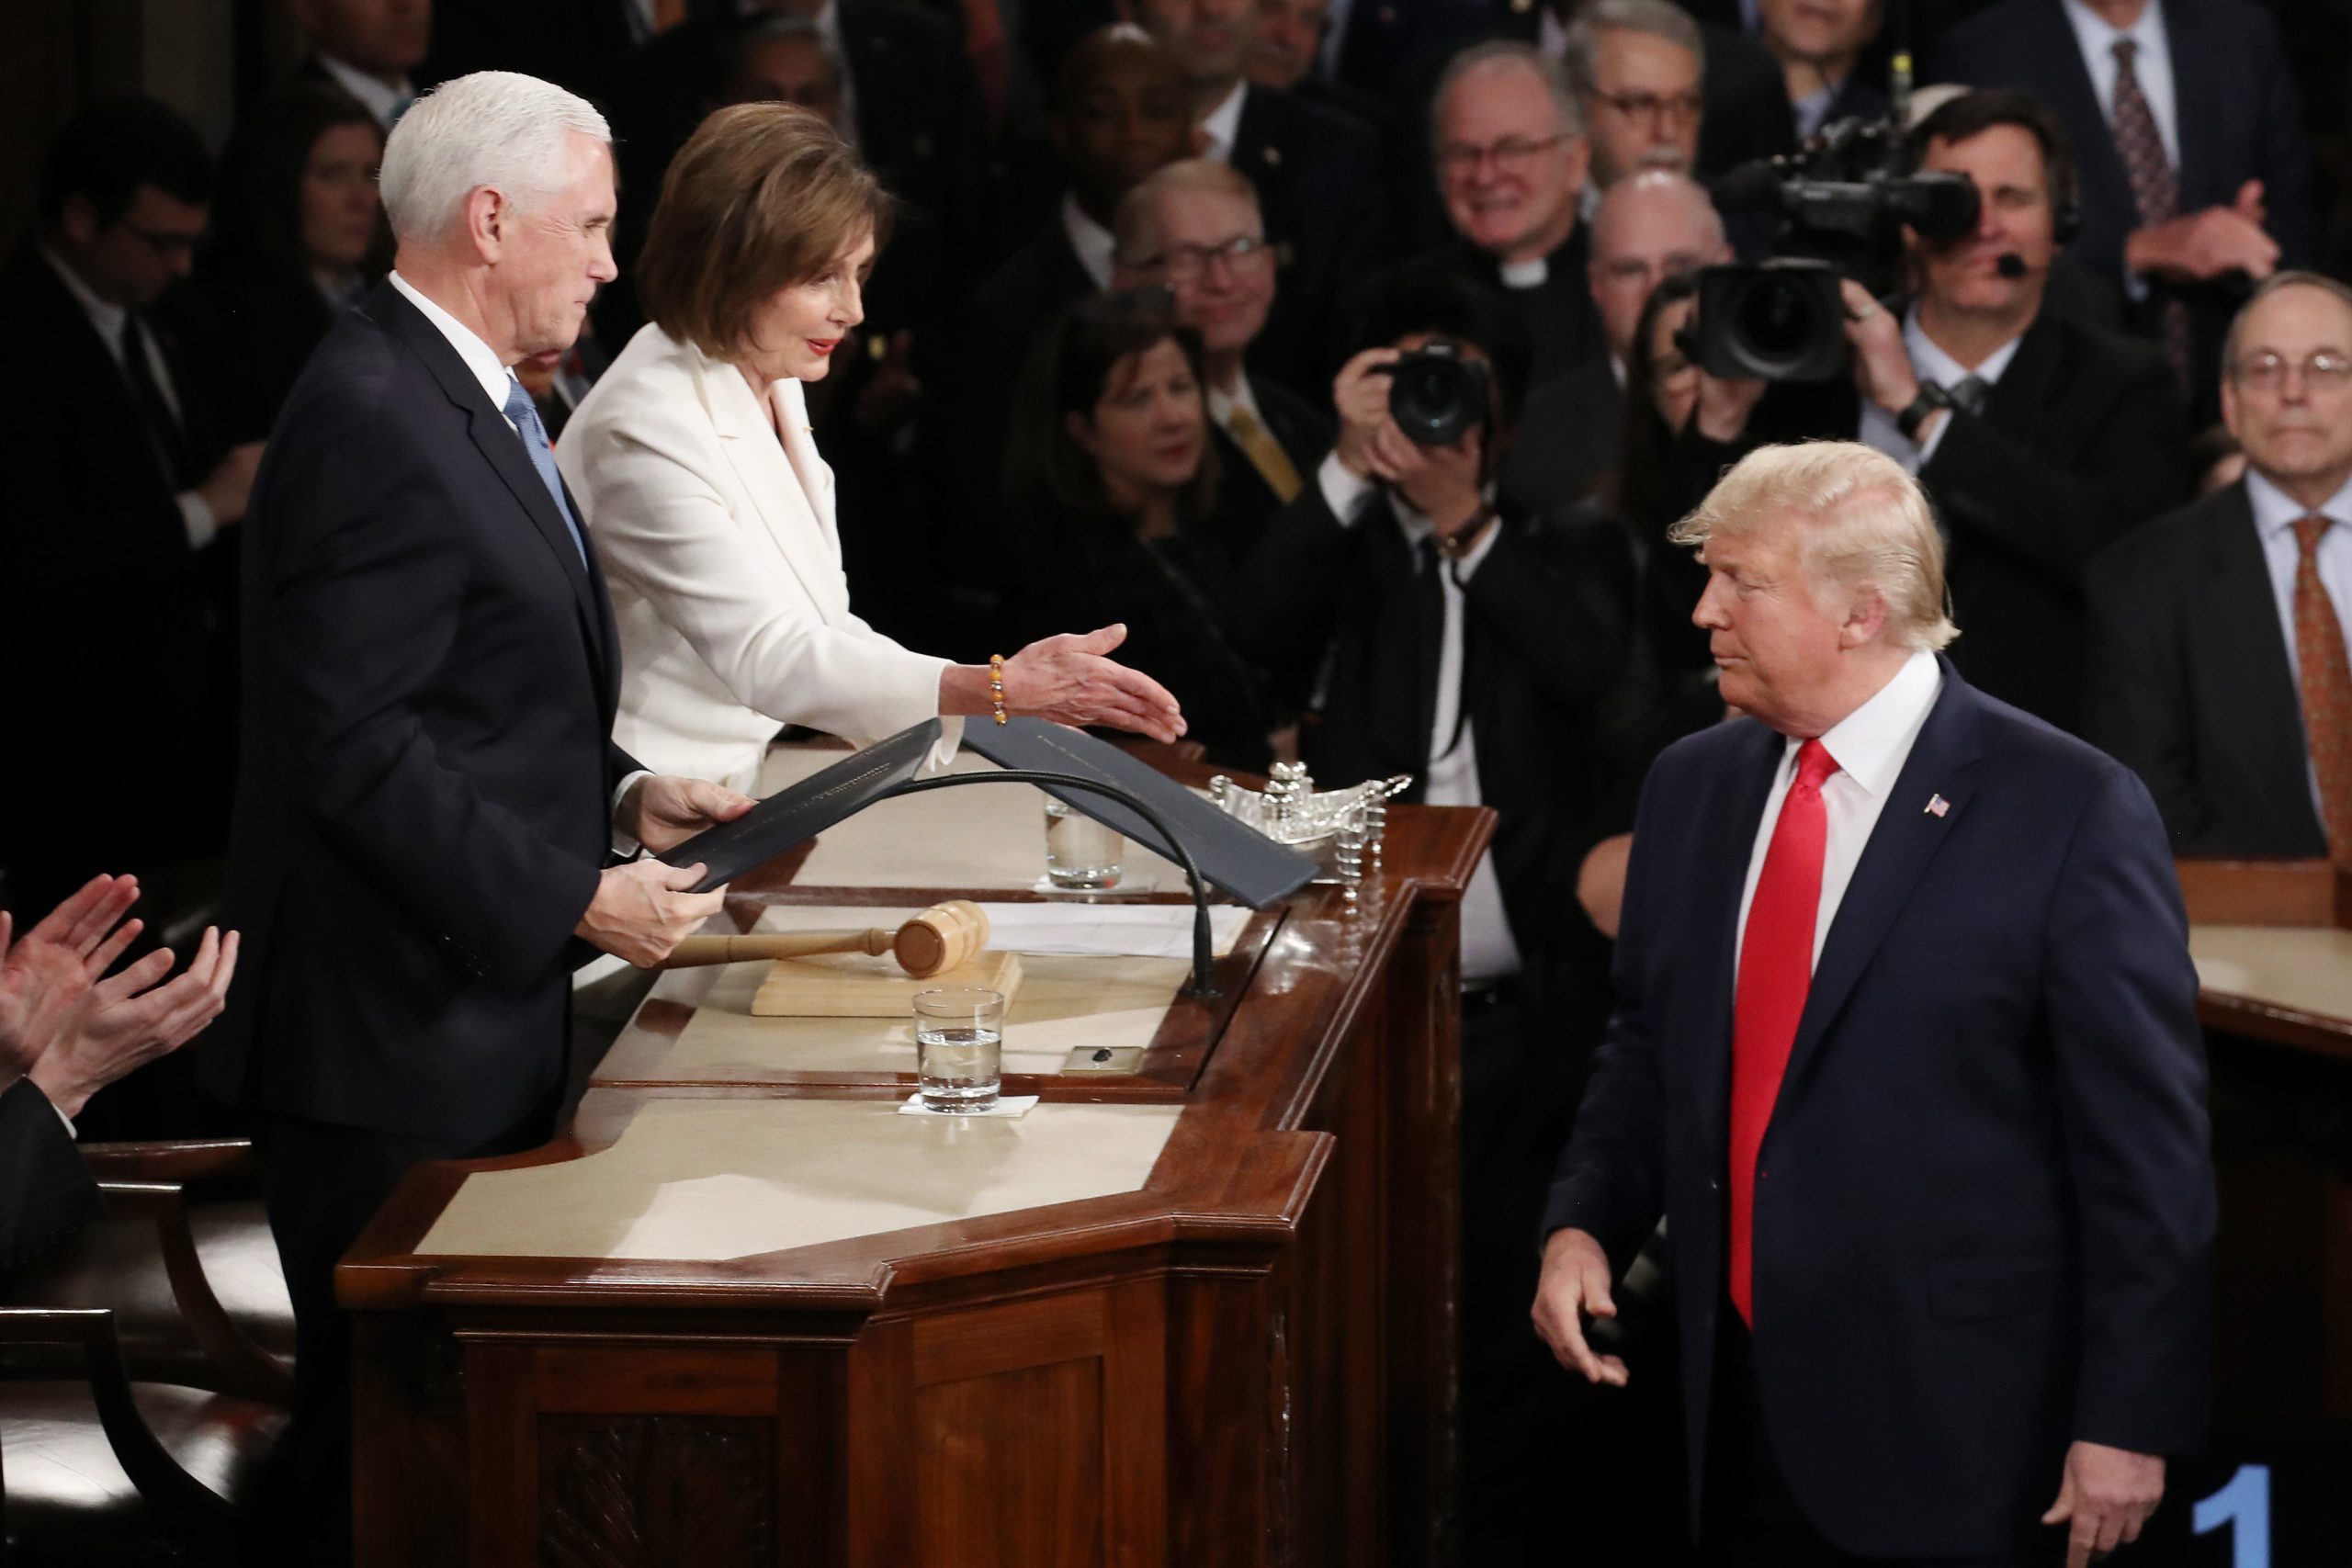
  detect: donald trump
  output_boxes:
[1533,442,2212,1565]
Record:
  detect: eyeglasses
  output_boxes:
[2232,351,2352,392]
[1591,91,1702,129]
[1436,133,1572,178]
[1135,234,1275,282]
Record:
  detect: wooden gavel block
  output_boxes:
[662,900,990,978]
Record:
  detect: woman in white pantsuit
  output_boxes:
[557,103,1182,793]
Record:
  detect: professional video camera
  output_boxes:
[1688,117,1980,382]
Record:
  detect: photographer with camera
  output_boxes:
[1229,267,1641,1558]
[1675,90,2186,732]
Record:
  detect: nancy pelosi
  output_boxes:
[555,102,1182,793]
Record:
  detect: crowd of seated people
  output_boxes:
[15,0,2352,1557]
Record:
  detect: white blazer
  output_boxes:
[555,324,950,792]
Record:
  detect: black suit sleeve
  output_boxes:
[1227,477,1357,689]
[1921,356,2186,584]
[2043,764,2212,1453]
[1461,517,1638,706]
[1541,761,1673,1267]
[2082,535,2205,846]
[0,1080,100,1278]
[258,400,604,986]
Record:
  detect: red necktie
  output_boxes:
[1728,738,1840,1325]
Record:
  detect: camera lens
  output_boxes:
[1385,349,1488,446]
[1733,276,1825,367]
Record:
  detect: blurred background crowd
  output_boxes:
[8,0,2352,1555]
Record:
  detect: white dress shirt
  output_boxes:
[1317,455,1522,980]
[2244,468,2352,816]
[1200,79,1248,165]
[42,246,216,549]
[1060,193,1118,290]
[1857,305,2024,473]
[316,52,414,131]
[1736,649,1943,977]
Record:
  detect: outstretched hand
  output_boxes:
[0,874,144,1078]
[999,625,1187,743]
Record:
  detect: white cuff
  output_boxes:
[1913,406,1953,467]
[610,769,653,857]
[176,491,218,550]
[1316,453,1377,525]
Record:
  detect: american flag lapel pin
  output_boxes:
[1925,794,1950,818]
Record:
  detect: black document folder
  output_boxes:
[656,720,941,891]
[961,718,1317,908]
[656,718,1319,907]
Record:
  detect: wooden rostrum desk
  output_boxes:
[2174,859,2352,1426]
[338,750,1492,1568]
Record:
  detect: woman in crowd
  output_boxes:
[556,103,1182,792]
[196,83,387,427]
[1004,290,1280,772]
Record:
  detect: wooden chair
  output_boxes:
[2,1140,290,1566]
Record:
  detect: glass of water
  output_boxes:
[911,987,1004,1112]
[1043,797,1123,889]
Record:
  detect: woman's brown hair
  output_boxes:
[635,102,894,361]
[1002,288,1221,536]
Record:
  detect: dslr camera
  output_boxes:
[1688,118,1979,381]
[1381,341,1492,446]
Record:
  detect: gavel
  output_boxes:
[660,899,989,978]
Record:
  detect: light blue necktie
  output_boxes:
[502,378,588,568]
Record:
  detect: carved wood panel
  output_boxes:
[538,1416,774,1568]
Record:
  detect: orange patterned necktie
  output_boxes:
[2111,39,2193,380]
[2292,514,2352,860]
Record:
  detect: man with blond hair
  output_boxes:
[1532,441,2211,1565]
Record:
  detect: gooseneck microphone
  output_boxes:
[1995,254,2030,279]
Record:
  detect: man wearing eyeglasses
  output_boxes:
[1113,159,1333,566]
[1677,89,2185,733]
[1,98,265,947]
[1374,39,1605,391]
[1558,0,1705,191]
[2088,273,2352,858]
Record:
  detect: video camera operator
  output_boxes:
[1670,88,2186,732]
[1227,266,1644,1559]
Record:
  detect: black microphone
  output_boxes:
[1995,253,2029,279]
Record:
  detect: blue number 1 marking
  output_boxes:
[2191,1464,2271,1568]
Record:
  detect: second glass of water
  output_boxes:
[912,987,1004,1112]
[1044,797,1124,889]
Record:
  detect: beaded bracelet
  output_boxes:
[989,654,1008,725]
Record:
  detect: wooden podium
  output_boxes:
[339,756,1490,1568]
[2175,859,2352,1424]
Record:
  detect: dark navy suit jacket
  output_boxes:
[1544,660,2212,1557]
[199,282,636,1143]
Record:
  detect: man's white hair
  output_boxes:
[379,71,611,243]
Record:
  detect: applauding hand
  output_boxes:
[0,874,145,1080]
